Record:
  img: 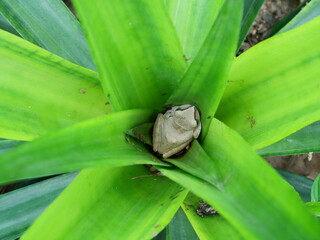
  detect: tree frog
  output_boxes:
[152,105,201,158]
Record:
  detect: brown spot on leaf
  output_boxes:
[246,116,256,128]
[79,88,86,94]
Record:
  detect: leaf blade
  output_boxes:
[0,0,95,69]
[0,109,167,184]
[0,29,110,140]
[167,0,243,136]
[0,173,75,240]
[258,121,320,156]
[72,0,187,111]
[21,166,188,240]
[165,0,225,63]
[216,16,320,149]
[158,118,320,240]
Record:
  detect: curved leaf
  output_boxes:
[167,0,243,137]
[0,109,167,184]
[0,173,75,240]
[311,174,320,202]
[0,14,19,36]
[216,16,320,149]
[258,121,320,156]
[278,169,313,202]
[22,166,188,240]
[158,118,320,240]
[0,29,110,141]
[238,0,264,49]
[72,0,187,111]
[0,0,95,69]
[278,0,320,34]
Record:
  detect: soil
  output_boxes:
[241,0,320,180]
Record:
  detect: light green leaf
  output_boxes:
[0,14,19,36]
[238,0,264,49]
[306,202,320,217]
[22,166,188,240]
[0,109,167,184]
[165,0,225,63]
[167,0,243,136]
[182,193,242,240]
[278,0,320,34]
[72,0,187,111]
[158,118,320,240]
[165,208,199,240]
[278,169,313,202]
[0,0,95,69]
[0,29,111,141]
[311,174,320,202]
[258,121,320,156]
[216,16,320,149]
[0,173,75,240]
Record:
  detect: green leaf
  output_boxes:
[0,14,19,36]
[72,0,187,111]
[166,208,199,240]
[278,169,313,202]
[22,166,188,240]
[311,174,320,202]
[0,0,95,69]
[306,202,320,217]
[167,141,222,187]
[258,121,320,156]
[165,0,225,63]
[0,139,23,155]
[167,0,243,137]
[0,29,111,141]
[216,16,320,149]
[0,109,167,184]
[278,0,320,34]
[182,193,242,240]
[158,118,320,240]
[0,173,75,240]
[238,0,264,49]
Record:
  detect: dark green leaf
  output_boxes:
[278,0,320,34]
[311,174,320,202]
[22,166,188,240]
[258,121,320,156]
[0,139,23,155]
[166,208,199,240]
[0,14,19,36]
[238,0,264,49]
[0,173,75,240]
[0,0,95,69]
[268,0,310,36]
[278,169,313,202]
